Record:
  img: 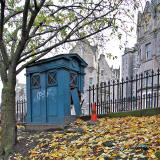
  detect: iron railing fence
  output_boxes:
[88,69,160,115]
[16,99,27,123]
[15,69,160,120]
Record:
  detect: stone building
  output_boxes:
[16,81,26,101]
[70,40,120,114]
[137,0,160,75]
[121,47,139,99]
[121,0,160,108]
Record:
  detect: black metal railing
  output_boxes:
[88,69,160,115]
[16,99,27,123]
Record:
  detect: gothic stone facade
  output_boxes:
[121,0,160,107]
[70,41,120,115]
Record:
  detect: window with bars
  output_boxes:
[89,77,93,86]
[48,71,57,86]
[31,74,40,88]
[146,43,151,60]
[145,70,152,86]
[70,73,77,87]
[101,70,104,76]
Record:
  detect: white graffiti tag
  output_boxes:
[37,90,45,100]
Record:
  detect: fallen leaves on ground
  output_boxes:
[9,115,160,160]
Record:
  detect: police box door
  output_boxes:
[31,73,43,123]
[70,72,81,116]
[46,70,58,123]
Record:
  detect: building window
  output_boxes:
[139,49,142,61]
[89,77,93,86]
[31,74,40,88]
[144,16,150,31]
[70,73,77,87]
[145,20,149,30]
[146,43,151,60]
[101,70,104,76]
[145,70,152,86]
[147,93,152,108]
[48,71,57,86]
[80,47,85,55]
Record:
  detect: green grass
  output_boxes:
[81,107,160,120]
[106,108,160,118]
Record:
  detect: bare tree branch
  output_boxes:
[29,4,34,14]
[0,0,5,40]
[10,26,22,54]
[19,29,64,62]
[34,0,38,9]
[9,0,31,69]
[27,0,46,34]
[18,21,112,66]
[4,10,23,24]
[16,50,50,74]
[22,0,30,38]
[17,20,113,73]
[22,24,42,53]
[67,24,112,42]
[18,1,120,64]
[18,34,70,66]
[29,29,55,39]
[12,0,46,68]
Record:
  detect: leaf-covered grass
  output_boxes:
[8,115,160,159]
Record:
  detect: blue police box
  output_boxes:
[25,54,87,130]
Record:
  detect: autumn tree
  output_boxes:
[0,0,142,156]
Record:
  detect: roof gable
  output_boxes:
[26,53,88,68]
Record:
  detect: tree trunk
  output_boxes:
[0,70,17,156]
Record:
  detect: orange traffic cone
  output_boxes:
[91,103,97,121]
